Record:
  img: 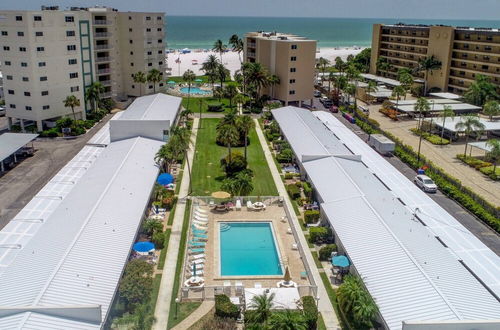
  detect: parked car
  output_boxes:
[0,106,6,117]
[414,175,437,193]
[358,105,369,113]
[313,90,321,97]
[323,100,333,108]
[320,97,329,104]
[330,105,339,113]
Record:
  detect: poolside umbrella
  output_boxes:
[157,173,174,185]
[133,241,155,255]
[284,266,291,283]
[211,191,231,199]
[193,262,197,277]
[167,80,176,85]
[332,255,350,268]
[195,79,203,83]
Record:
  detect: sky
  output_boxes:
[1,0,500,20]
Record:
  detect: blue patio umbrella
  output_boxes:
[157,173,174,185]
[167,80,176,84]
[133,241,155,253]
[195,79,203,83]
[332,255,350,268]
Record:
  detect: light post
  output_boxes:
[175,297,180,319]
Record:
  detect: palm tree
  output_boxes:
[268,310,307,330]
[391,85,405,109]
[201,54,219,93]
[352,291,378,329]
[483,100,500,121]
[247,292,275,325]
[399,72,414,100]
[63,95,80,120]
[236,115,254,160]
[238,62,253,95]
[182,69,196,111]
[233,93,247,113]
[415,97,431,163]
[267,74,280,99]
[221,171,254,196]
[169,127,193,194]
[216,124,239,162]
[212,39,227,63]
[142,219,163,236]
[376,57,392,77]
[147,68,162,93]
[217,63,230,89]
[334,56,346,74]
[224,83,238,109]
[414,55,442,95]
[133,71,147,96]
[455,115,486,155]
[464,74,500,106]
[247,62,269,99]
[317,57,330,85]
[440,105,455,144]
[337,275,364,316]
[486,139,500,174]
[85,82,105,112]
[366,80,378,104]
[229,34,244,63]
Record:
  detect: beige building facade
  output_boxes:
[370,24,500,95]
[0,6,165,131]
[244,32,316,105]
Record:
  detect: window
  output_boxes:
[10,104,16,109]
[34,16,42,21]
[36,46,44,52]
[146,16,151,20]
[290,56,297,61]
[290,68,296,73]
[130,51,133,55]
[157,16,162,20]
[149,85,153,89]
[131,84,135,89]
[21,62,28,67]
[8,90,14,95]
[41,91,49,96]
[129,40,133,44]
[148,62,152,67]
[289,90,296,95]
[68,58,77,65]
[128,16,132,20]
[40,76,47,81]
[65,16,74,23]
[3,46,10,51]
[35,31,43,36]
[4,61,11,65]
[66,30,75,37]
[1,31,7,36]
[69,72,78,79]
[158,39,163,43]
[130,62,134,66]
[129,28,132,32]
[17,31,24,37]
[16,16,22,21]
[38,62,46,67]
[291,44,297,50]
[70,86,79,92]
[25,106,32,111]
[158,61,163,66]
[24,91,31,96]
[158,50,162,54]
[43,105,50,110]
[289,79,296,84]
[147,51,152,55]
[157,28,162,32]
[19,47,27,52]
[67,45,76,51]
[22,77,28,82]
[146,28,151,32]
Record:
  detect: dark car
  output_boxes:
[313,90,321,97]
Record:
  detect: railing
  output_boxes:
[96,68,111,74]
[100,92,112,98]
[93,20,111,25]
[94,32,111,38]
[95,57,111,63]
[94,44,110,50]
[99,80,112,86]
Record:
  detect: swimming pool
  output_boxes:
[219,222,283,276]
[179,87,211,95]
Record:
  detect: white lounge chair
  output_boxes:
[188,263,204,270]
[235,199,242,211]
[194,215,208,222]
[187,269,204,276]
[192,223,207,231]
[193,220,208,227]
[254,282,262,288]
[191,258,205,264]
[189,254,205,260]
[292,243,298,250]
[188,249,205,255]
[246,200,253,210]
[195,207,208,214]
[194,211,208,218]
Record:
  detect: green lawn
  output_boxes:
[190,118,278,196]
[182,96,235,114]
[167,75,211,83]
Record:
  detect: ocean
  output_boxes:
[165,16,500,50]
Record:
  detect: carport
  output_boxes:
[0,133,38,172]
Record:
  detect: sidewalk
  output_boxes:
[254,119,340,330]
[171,300,214,330]
[153,117,199,330]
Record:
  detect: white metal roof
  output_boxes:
[86,111,123,146]
[429,92,463,100]
[361,73,401,87]
[368,87,393,98]
[395,103,481,113]
[427,116,500,132]
[394,99,461,106]
[118,93,181,122]
[469,141,495,152]
[0,137,163,329]
[0,133,38,162]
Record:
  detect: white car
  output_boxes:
[414,175,437,193]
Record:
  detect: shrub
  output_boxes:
[162,196,178,210]
[215,294,239,319]
[276,148,293,163]
[318,244,337,261]
[301,296,318,330]
[286,184,300,200]
[220,152,247,176]
[284,173,298,179]
[152,231,165,249]
[39,128,60,137]
[207,102,223,112]
[250,107,262,114]
[410,128,449,145]
[56,117,73,129]
[309,227,331,244]
[304,210,320,224]
[302,181,312,198]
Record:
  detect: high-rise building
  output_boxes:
[0,6,166,131]
[244,32,316,106]
[370,24,500,95]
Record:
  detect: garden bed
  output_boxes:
[410,128,450,145]
[457,154,499,181]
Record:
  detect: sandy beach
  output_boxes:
[166,47,365,77]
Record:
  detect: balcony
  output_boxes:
[95,44,110,50]
[248,42,256,48]
[94,32,111,38]
[95,57,111,63]
[99,80,112,86]
[247,52,256,58]
[96,68,111,75]
[101,92,112,98]
[93,20,111,25]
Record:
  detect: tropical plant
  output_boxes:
[334,56,346,74]
[366,80,378,104]
[233,93,247,112]
[221,170,254,196]
[201,54,219,92]
[85,81,105,112]
[414,55,442,95]
[483,100,500,121]
[63,95,80,120]
[317,57,330,85]
[414,97,430,130]
[268,310,308,330]
[229,34,244,63]
[213,39,227,63]
[112,301,156,330]
[337,275,377,329]
[217,124,239,162]
[147,68,162,93]
[376,57,392,77]
[247,62,269,99]
[455,115,486,155]
[132,71,147,96]
[463,74,500,106]
[399,72,414,99]
[236,115,255,160]
[267,74,280,99]
[486,139,500,174]
[217,63,230,89]
[246,292,275,326]
[391,85,405,109]
[118,259,154,310]
[439,105,455,144]
[142,219,163,236]
[182,69,196,111]
[223,83,238,109]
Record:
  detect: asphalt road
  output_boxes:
[0,115,112,229]
[309,97,500,255]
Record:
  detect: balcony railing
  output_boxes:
[95,57,111,63]
[95,44,110,50]
[97,68,111,74]
[94,32,111,38]
[99,80,112,86]
[93,20,111,25]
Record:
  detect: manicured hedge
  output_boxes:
[410,128,450,145]
[319,244,337,261]
[309,227,332,244]
[286,184,301,200]
[215,294,239,319]
[301,296,318,330]
[304,210,320,224]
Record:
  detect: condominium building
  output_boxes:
[0,6,166,131]
[370,24,500,95]
[244,32,316,105]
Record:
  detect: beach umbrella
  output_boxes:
[195,79,203,83]
[193,262,197,277]
[167,80,176,85]
[133,241,155,255]
[211,191,231,199]
[157,173,174,185]
[332,255,350,268]
[284,266,291,283]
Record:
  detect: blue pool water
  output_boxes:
[220,222,283,276]
[179,87,211,95]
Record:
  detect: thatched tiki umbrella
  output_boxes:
[284,266,291,284]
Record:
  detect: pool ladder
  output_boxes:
[220,223,231,232]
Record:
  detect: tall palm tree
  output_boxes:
[224,83,238,109]
[414,55,442,96]
[247,62,269,99]
[147,68,162,93]
[132,71,147,96]
[415,97,431,163]
[229,34,244,63]
[334,56,346,74]
[486,139,500,174]
[236,115,254,160]
[268,310,308,330]
[173,126,193,194]
[440,105,455,144]
[216,124,239,162]
[267,74,280,99]
[201,54,219,92]
[85,82,105,112]
[238,62,253,95]
[212,39,227,63]
[455,115,486,155]
[233,93,247,113]
[391,85,405,109]
[376,57,392,77]
[247,292,275,326]
[463,74,500,106]
[317,57,330,85]
[217,63,230,89]
[366,80,378,104]
[483,100,500,121]
[399,72,414,100]
[182,69,196,111]
[63,95,80,120]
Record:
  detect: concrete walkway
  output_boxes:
[153,117,199,330]
[254,119,340,330]
[171,300,215,330]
